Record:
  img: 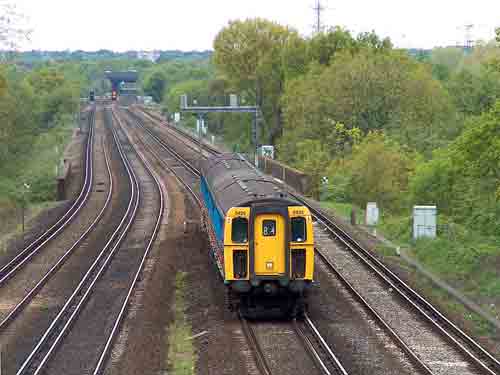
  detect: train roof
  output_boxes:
[200,153,297,214]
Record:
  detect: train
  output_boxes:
[111,90,118,101]
[200,153,314,317]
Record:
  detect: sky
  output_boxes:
[12,0,500,51]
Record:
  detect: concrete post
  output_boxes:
[351,208,357,226]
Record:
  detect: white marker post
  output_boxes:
[366,202,379,236]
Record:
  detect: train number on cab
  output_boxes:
[263,220,276,236]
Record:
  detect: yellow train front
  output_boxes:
[200,154,314,317]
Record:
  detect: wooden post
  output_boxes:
[22,204,25,234]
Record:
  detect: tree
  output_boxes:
[0,76,37,170]
[446,68,500,116]
[356,31,393,51]
[165,79,209,114]
[281,49,456,156]
[0,1,31,50]
[484,30,500,73]
[429,47,465,78]
[141,60,213,103]
[144,70,168,103]
[307,27,356,66]
[27,67,66,93]
[410,101,500,235]
[0,0,31,58]
[350,132,416,211]
[293,139,330,199]
[213,18,306,145]
[0,70,6,96]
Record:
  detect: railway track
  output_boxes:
[239,314,273,375]
[294,314,349,375]
[15,108,139,375]
[0,122,114,332]
[13,107,164,375]
[135,106,220,156]
[92,109,165,375]
[127,107,348,375]
[0,108,96,287]
[136,107,500,375]
[242,315,349,375]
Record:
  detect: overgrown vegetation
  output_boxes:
[0,64,81,212]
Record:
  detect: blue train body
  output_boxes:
[200,175,225,242]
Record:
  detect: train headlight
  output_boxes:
[266,261,273,270]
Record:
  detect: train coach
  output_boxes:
[200,153,314,317]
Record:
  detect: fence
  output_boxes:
[257,156,312,196]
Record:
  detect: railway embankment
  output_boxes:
[0,108,89,263]
[314,200,500,354]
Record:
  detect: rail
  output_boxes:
[293,314,349,375]
[239,314,273,375]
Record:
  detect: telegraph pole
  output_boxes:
[313,0,325,34]
[457,24,475,50]
[464,24,475,50]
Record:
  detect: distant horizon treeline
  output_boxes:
[2,47,455,65]
[1,49,213,63]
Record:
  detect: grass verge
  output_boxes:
[322,200,500,342]
[319,201,365,225]
[378,215,500,302]
[0,201,59,254]
[167,271,196,374]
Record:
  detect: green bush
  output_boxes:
[349,132,417,212]
[410,101,500,236]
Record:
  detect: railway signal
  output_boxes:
[180,94,262,167]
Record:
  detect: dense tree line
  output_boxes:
[143,60,213,103]
[0,64,81,204]
[8,50,212,64]
[196,18,500,240]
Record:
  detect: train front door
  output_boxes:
[254,214,285,276]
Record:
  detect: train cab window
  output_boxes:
[232,217,248,243]
[291,217,307,242]
[263,220,276,237]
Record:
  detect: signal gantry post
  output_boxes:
[180,94,261,167]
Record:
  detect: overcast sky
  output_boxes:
[13,0,500,51]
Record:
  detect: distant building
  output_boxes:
[137,50,160,63]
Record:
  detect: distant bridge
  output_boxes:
[104,71,139,92]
